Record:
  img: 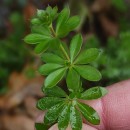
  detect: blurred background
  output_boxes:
[0,0,130,130]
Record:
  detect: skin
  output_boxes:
[36,80,130,130]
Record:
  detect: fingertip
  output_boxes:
[35,112,45,123]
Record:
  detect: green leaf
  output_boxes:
[37,10,46,18]
[75,48,100,64]
[56,7,70,33]
[66,68,80,92]
[34,41,49,54]
[37,97,64,110]
[70,34,82,62]
[81,86,108,100]
[69,92,81,99]
[67,16,80,31]
[78,102,100,125]
[43,86,67,97]
[41,53,65,64]
[35,123,48,130]
[44,102,65,124]
[56,24,70,38]
[39,63,63,75]
[52,6,58,20]
[74,65,102,81]
[58,105,70,130]
[31,25,51,36]
[31,18,42,25]
[44,68,66,88]
[24,34,50,44]
[70,106,82,130]
[47,6,58,21]
[49,38,61,50]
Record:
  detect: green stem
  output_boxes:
[59,44,70,61]
[50,25,56,37]
[50,25,70,61]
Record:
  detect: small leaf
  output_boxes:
[70,106,82,130]
[24,34,50,44]
[66,68,80,92]
[43,86,67,97]
[67,16,80,31]
[81,86,108,100]
[39,63,63,75]
[31,25,51,36]
[44,68,66,88]
[56,7,70,33]
[78,102,100,125]
[46,6,53,14]
[75,48,100,64]
[70,34,82,62]
[46,6,58,21]
[74,65,102,81]
[49,38,60,50]
[34,41,49,54]
[44,102,65,124]
[37,9,46,18]
[58,105,70,130]
[37,97,64,110]
[31,18,42,25]
[41,53,65,64]
[56,24,70,38]
[35,123,48,130]
[69,92,81,99]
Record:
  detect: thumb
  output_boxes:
[83,79,130,130]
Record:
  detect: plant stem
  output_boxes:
[59,44,70,61]
[50,25,56,37]
[50,25,70,61]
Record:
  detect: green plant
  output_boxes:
[24,6,108,130]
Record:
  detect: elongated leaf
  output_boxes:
[56,8,70,33]
[75,48,100,64]
[67,16,80,31]
[70,106,82,130]
[48,6,58,21]
[66,68,80,92]
[31,25,51,36]
[81,86,108,100]
[44,102,65,124]
[37,97,64,110]
[39,63,63,75]
[43,86,67,97]
[35,123,48,130]
[74,65,102,81]
[34,41,50,54]
[24,34,50,44]
[70,34,82,62]
[78,102,100,125]
[37,9,46,18]
[69,92,81,99]
[49,38,60,50]
[41,53,65,64]
[57,24,70,38]
[44,68,66,88]
[31,18,42,25]
[58,105,70,130]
